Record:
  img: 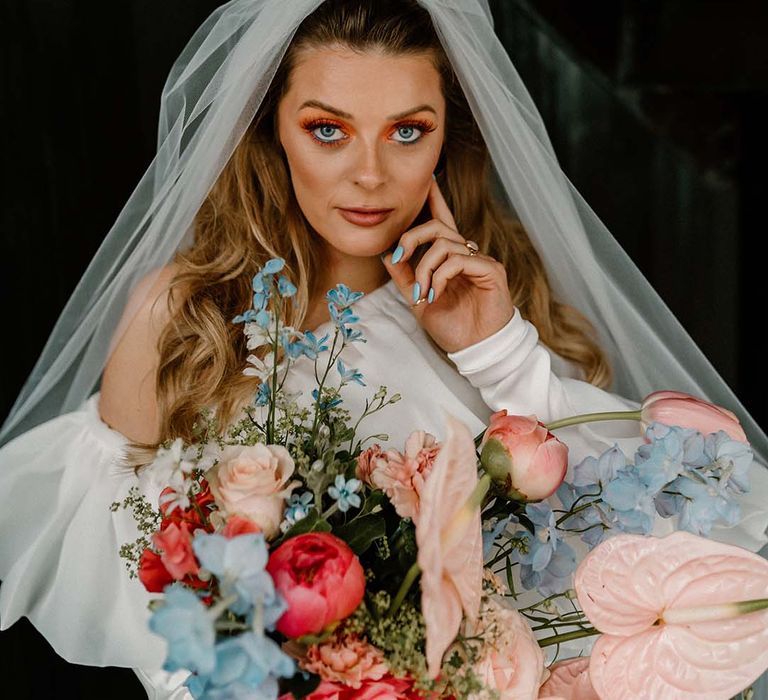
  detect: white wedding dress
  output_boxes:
[1,277,767,699]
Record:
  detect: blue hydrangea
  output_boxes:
[336,358,365,386]
[187,632,295,700]
[148,583,216,675]
[513,502,577,596]
[482,513,518,559]
[191,532,285,624]
[327,475,362,513]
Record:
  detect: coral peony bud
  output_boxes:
[480,410,568,502]
[641,390,747,443]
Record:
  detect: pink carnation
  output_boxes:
[355,444,385,486]
[301,633,388,689]
[369,430,441,522]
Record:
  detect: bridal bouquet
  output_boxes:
[113,258,768,700]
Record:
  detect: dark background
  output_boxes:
[1,1,766,696]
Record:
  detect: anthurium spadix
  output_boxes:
[573,531,768,699]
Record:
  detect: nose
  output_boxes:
[352,140,387,189]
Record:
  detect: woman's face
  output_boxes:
[277,46,446,266]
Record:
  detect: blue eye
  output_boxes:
[312,124,344,143]
[393,125,423,144]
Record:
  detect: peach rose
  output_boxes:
[369,430,441,522]
[301,632,388,689]
[468,598,546,699]
[206,443,298,539]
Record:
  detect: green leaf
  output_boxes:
[334,514,386,555]
[275,509,331,545]
[279,670,321,698]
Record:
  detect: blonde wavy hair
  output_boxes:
[125,0,611,468]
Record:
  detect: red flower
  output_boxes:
[138,548,174,593]
[266,533,365,638]
[222,514,262,538]
[159,479,216,533]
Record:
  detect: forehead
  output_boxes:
[283,45,444,115]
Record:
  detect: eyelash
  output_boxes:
[300,118,436,148]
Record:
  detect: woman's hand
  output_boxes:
[382,177,515,354]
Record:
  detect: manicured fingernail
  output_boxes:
[392,245,404,264]
[412,281,421,302]
[428,287,435,303]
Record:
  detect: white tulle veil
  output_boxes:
[2,0,766,471]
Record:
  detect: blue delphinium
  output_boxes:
[148,583,216,675]
[513,501,576,596]
[311,387,343,411]
[188,632,295,700]
[337,358,365,387]
[327,475,362,513]
[298,330,331,361]
[191,532,285,624]
[482,512,518,559]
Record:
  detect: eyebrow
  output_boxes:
[298,99,437,121]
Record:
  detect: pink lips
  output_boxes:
[337,207,394,226]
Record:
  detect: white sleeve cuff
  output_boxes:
[446,308,539,388]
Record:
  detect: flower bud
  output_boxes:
[480,410,568,502]
[640,390,747,443]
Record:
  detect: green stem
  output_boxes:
[546,409,642,431]
[388,561,421,618]
[538,626,600,648]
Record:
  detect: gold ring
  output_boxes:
[465,240,479,256]
[410,297,428,308]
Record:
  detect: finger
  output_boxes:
[428,176,458,231]
[429,252,504,305]
[388,218,464,267]
[412,238,487,305]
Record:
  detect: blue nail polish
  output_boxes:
[428,287,435,303]
[412,281,421,302]
[391,245,404,264]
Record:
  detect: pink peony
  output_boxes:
[640,390,748,442]
[480,410,568,502]
[151,521,199,580]
[538,657,598,699]
[206,443,298,539]
[301,632,388,689]
[369,430,441,522]
[468,598,546,699]
[266,532,365,638]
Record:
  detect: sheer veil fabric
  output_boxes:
[1,0,766,477]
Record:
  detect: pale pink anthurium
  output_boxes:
[416,411,484,679]
[573,531,768,699]
[640,390,747,442]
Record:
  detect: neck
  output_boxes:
[315,251,390,298]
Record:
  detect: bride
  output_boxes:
[1,1,766,698]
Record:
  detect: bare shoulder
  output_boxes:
[99,263,185,443]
